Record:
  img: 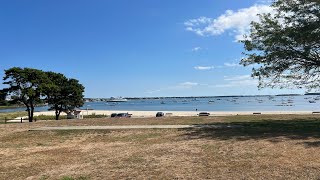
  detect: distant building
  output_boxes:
[67,110,83,119]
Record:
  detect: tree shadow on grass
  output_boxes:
[303,141,320,147]
[180,118,320,144]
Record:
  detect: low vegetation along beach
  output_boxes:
[1,114,320,179]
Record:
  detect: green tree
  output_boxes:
[2,67,48,122]
[241,0,320,90]
[44,72,85,120]
[0,90,9,106]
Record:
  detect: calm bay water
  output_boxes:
[1,95,320,113]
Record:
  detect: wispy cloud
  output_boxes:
[184,4,275,41]
[194,61,241,71]
[224,75,251,81]
[184,17,213,36]
[191,47,201,52]
[145,81,200,94]
[256,0,273,4]
[213,75,257,88]
[145,89,161,94]
[194,66,214,70]
[193,61,243,71]
[176,82,199,89]
[146,75,258,94]
[224,62,241,67]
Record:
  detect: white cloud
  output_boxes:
[184,17,214,36]
[145,89,161,94]
[184,16,212,27]
[194,66,214,70]
[184,4,275,41]
[145,81,200,94]
[177,82,199,88]
[213,75,258,88]
[224,75,251,81]
[256,0,273,4]
[224,62,241,67]
[191,47,201,52]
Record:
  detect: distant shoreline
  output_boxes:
[85,94,306,101]
[31,110,319,118]
[0,106,22,110]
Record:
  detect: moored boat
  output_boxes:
[106,97,128,102]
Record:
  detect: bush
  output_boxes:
[0,111,27,120]
[35,115,68,120]
[83,114,108,119]
[29,113,108,120]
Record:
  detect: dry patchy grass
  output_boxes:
[1,115,320,179]
[0,111,27,122]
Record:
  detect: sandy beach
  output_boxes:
[31,110,317,118]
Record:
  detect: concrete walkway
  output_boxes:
[30,124,241,131]
[7,119,30,123]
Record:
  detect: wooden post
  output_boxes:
[21,117,22,123]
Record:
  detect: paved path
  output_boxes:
[30,124,241,131]
[7,119,30,123]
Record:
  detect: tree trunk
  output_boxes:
[55,105,62,120]
[26,106,32,122]
[30,106,34,122]
[55,110,59,120]
[55,109,61,120]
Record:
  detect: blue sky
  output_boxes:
[0,0,305,97]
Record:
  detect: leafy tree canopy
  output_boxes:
[241,0,320,90]
[0,89,9,106]
[2,67,85,121]
[43,72,85,120]
[2,67,49,121]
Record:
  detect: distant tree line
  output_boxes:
[1,67,85,122]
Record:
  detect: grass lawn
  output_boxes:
[0,111,27,122]
[1,115,320,179]
[0,106,19,110]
